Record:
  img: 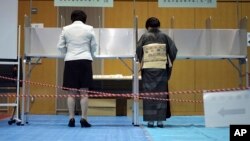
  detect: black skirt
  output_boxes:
[63,59,93,90]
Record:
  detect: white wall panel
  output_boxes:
[0,0,18,59]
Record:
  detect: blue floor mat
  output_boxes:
[0,115,229,141]
[142,116,229,141]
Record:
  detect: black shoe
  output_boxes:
[68,118,75,127]
[157,121,164,128]
[147,121,154,128]
[80,118,91,127]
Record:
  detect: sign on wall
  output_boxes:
[54,0,113,7]
[158,0,216,8]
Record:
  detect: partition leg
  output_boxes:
[132,58,140,126]
[21,59,26,125]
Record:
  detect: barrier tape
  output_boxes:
[0,75,249,103]
[0,93,203,103]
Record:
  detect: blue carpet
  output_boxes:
[0,115,229,141]
[142,116,229,141]
[0,115,147,141]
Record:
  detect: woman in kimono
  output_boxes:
[136,17,178,128]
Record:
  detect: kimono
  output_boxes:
[136,28,178,121]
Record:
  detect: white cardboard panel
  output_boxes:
[203,90,250,127]
[0,0,18,59]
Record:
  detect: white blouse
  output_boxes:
[57,21,98,61]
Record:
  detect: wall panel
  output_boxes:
[241,3,250,90]
[195,2,239,28]
[19,0,57,114]
[194,2,242,114]
[104,1,135,75]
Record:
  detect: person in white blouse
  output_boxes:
[57,10,98,128]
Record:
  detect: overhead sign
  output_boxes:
[54,0,113,7]
[158,0,216,8]
[203,90,250,127]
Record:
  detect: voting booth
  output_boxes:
[22,25,248,125]
[20,1,248,126]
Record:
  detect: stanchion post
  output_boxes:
[246,58,249,87]
[21,15,31,125]
[239,16,248,87]
[16,25,21,124]
[132,14,140,126]
[132,56,140,126]
[21,58,26,125]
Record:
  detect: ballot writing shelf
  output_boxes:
[91,75,142,116]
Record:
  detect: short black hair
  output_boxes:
[145,17,160,30]
[71,10,87,23]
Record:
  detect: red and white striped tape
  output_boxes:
[0,75,249,103]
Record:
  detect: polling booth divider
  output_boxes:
[21,15,141,125]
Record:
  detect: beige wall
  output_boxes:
[19,0,57,114]
[18,0,250,115]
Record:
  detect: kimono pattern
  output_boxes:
[136,28,177,121]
